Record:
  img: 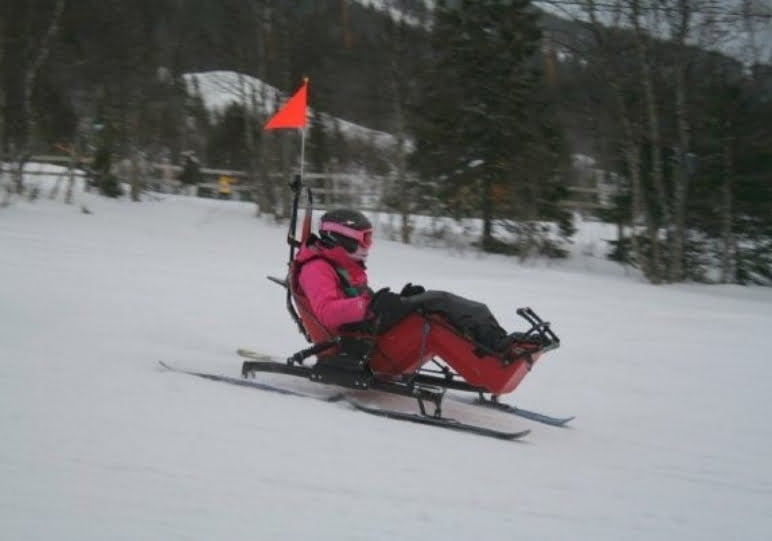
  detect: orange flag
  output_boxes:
[264,79,308,130]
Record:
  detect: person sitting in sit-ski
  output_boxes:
[294,208,521,356]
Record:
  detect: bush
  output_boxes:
[96,173,123,198]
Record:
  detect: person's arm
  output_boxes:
[298,260,369,330]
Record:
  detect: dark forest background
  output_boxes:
[1,0,770,284]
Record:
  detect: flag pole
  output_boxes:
[287,78,310,261]
[263,76,310,255]
[298,76,309,183]
[296,97,314,245]
[296,78,313,247]
[288,120,307,256]
[299,124,306,181]
[262,76,311,339]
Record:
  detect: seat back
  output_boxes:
[287,258,335,345]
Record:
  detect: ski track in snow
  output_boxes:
[1,180,771,540]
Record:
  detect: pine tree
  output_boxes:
[408,0,572,255]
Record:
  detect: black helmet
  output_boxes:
[319,209,373,254]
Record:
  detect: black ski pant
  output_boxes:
[374,290,508,352]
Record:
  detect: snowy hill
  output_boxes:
[185,70,398,150]
[2,177,772,540]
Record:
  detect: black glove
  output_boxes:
[369,287,404,317]
[399,282,426,297]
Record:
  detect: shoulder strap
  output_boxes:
[334,267,370,298]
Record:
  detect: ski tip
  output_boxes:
[523,414,575,427]
[509,429,531,440]
[533,414,574,427]
[236,348,275,361]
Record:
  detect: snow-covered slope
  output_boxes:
[2,181,771,540]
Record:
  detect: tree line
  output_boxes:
[1,0,770,284]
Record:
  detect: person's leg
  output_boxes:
[371,297,416,334]
[406,290,508,352]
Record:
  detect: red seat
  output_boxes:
[368,313,539,395]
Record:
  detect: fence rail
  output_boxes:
[8,155,610,212]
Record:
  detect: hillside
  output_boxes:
[2,175,771,540]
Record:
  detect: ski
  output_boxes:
[344,398,531,440]
[158,361,345,401]
[236,347,572,427]
[449,394,574,427]
[497,405,574,427]
[161,361,530,440]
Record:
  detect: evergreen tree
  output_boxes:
[408,0,572,255]
[206,103,251,169]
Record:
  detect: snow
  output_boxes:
[184,71,280,113]
[2,174,772,540]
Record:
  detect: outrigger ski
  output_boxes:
[159,360,529,440]
[236,347,573,427]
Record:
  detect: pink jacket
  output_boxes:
[296,242,371,331]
